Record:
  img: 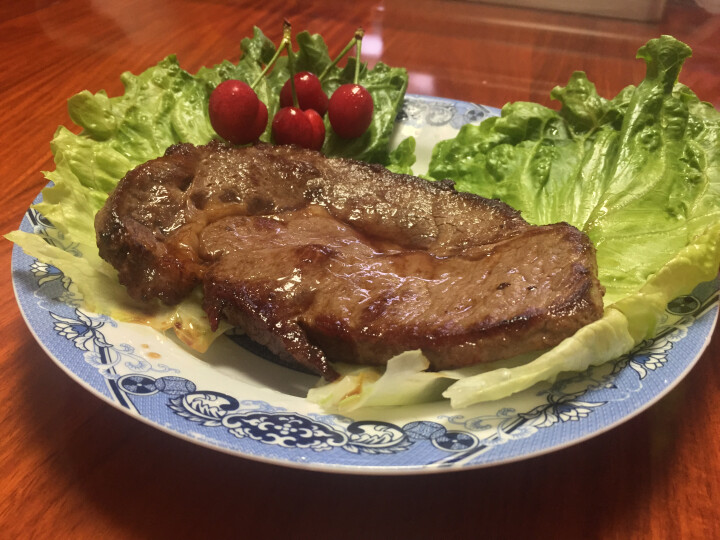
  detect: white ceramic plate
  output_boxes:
[12,95,719,474]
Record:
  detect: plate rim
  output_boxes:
[10,93,720,475]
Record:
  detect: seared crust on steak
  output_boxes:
[95,142,604,379]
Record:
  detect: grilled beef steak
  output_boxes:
[96,141,604,380]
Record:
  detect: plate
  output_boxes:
[12,95,720,474]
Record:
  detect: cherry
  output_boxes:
[209,80,266,145]
[272,107,326,151]
[328,83,374,139]
[272,107,313,148]
[304,109,326,151]
[250,101,269,140]
[279,72,329,116]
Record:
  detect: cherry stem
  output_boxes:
[318,28,364,81]
[286,34,299,108]
[353,29,362,85]
[251,20,293,89]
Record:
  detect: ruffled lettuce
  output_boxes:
[8,28,407,351]
[429,36,719,305]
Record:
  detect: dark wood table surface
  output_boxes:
[2,1,718,538]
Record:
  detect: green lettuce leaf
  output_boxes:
[320,57,409,163]
[429,35,720,404]
[9,28,407,351]
[428,36,719,305]
[386,136,416,175]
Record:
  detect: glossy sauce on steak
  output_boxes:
[95,141,604,380]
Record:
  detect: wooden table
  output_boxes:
[2,1,718,537]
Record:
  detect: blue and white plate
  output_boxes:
[11,95,719,474]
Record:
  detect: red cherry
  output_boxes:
[304,109,325,151]
[280,72,329,115]
[250,100,268,140]
[209,80,266,144]
[328,84,374,139]
[272,107,313,148]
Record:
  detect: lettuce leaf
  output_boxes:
[428,36,719,305]
[307,351,452,411]
[9,28,407,351]
[386,136,417,175]
[431,35,720,404]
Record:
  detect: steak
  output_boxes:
[95,141,604,380]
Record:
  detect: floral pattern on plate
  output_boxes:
[12,95,719,473]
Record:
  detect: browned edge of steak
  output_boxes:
[95,141,604,380]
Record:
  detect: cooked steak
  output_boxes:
[96,141,604,380]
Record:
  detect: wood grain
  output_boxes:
[1,0,718,538]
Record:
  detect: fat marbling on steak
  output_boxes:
[95,141,604,380]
